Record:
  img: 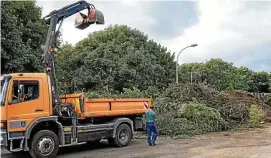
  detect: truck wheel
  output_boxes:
[29,130,59,158]
[108,124,132,147]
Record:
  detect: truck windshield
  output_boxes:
[0,77,9,106]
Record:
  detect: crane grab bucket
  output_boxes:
[75,8,104,30]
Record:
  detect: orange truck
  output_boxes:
[0,1,152,158]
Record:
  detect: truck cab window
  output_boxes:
[0,77,9,106]
[12,80,39,103]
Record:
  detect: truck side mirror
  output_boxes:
[18,84,25,99]
[75,8,104,30]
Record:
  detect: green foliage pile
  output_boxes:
[153,83,270,137]
[155,102,229,137]
[84,87,145,98]
[84,86,160,99]
[248,104,263,127]
[263,95,271,106]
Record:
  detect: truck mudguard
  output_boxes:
[110,118,134,138]
[24,116,65,150]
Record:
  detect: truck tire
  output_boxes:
[108,123,132,147]
[29,130,59,158]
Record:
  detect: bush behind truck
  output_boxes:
[0,1,151,158]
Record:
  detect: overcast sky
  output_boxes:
[36,0,271,72]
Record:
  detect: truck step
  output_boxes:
[9,139,24,152]
[10,148,23,152]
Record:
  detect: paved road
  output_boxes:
[2,126,271,158]
[1,139,156,158]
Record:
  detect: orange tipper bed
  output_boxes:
[60,93,152,119]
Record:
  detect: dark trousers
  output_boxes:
[146,122,158,145]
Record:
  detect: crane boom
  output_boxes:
[42,0,104,110]
[43,0,94,24]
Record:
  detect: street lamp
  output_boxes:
[176,43,198,84]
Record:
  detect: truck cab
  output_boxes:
[1,73,52,147]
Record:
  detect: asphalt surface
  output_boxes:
[2,126,271,158]
[1,139,155,158]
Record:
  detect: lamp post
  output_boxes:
[176,43,198,84]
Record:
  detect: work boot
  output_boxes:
[152,142,156,146]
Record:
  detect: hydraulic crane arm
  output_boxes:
[43,0,94,24]
[42,0,104,110]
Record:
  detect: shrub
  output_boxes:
[84,86,162,99]
[248,104,263,127]
[121,87,145,98]
[180,102,229,132]
[157,117,199,136]
[155,102,229,137]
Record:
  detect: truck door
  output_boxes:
[7,78,45,132]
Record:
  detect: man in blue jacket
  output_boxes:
[145,104,158,146]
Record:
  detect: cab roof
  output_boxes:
[8,73,48,78]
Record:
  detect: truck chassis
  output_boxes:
[2,115,145,157]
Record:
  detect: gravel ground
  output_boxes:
[1,125,271,158]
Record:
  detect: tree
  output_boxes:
[1,1,48,74]
[55,25,176,93]
[178,62,205,84]
[178,59,235,90]
[227,66,253,91]
[250,71,270,93]
[177,58,262,92]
